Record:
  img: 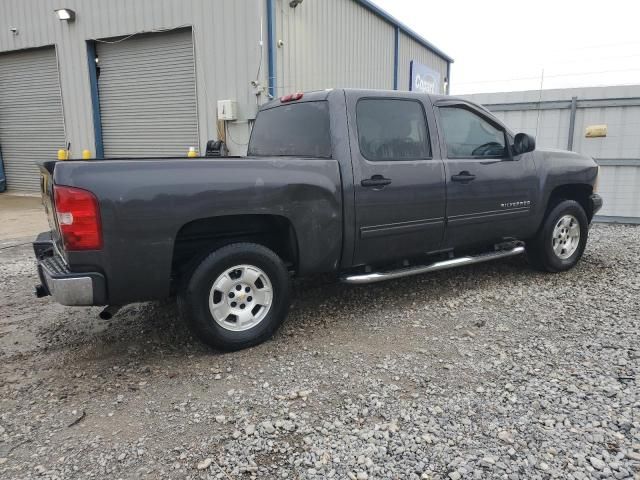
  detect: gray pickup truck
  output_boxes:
[34,89,602,350]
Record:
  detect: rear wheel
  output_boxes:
[526,199,589,272]
[178,243,290,351]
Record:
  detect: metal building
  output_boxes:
[0,0,452,193]
[465,85,640,224]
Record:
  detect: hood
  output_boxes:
[535,148,595,164]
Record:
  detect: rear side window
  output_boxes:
[356,99,431,161]
[248,101,331,158]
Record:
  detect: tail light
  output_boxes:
[54,185,103,251]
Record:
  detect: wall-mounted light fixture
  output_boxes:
[9,27,19,35]
[289,0,303,7]
[54,9,76,22]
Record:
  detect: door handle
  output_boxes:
[451,171,476,183]
[361,175,392,187]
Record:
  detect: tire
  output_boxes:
[526,199,589,272]
[178,243,290,351]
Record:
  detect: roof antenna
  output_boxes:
[534,68,545,140]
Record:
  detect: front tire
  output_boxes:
[526,199,589,272]
[178,243,290,351]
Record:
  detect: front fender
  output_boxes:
[533,149,599,224]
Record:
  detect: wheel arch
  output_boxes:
[171,214,299,285]
[546,183,594,221]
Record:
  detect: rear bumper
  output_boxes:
[34,232,107,306]
[590,193,603,216]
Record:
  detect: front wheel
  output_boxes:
[178,243,290,351]
[526,199,589,272]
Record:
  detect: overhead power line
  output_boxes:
[555,39,640,52]
[455,67,640,86]
[543,52,640,65]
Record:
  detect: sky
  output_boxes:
[371,0,640,95]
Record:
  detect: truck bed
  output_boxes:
[39,156,344,305]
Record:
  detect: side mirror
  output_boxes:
[513,133,535,155]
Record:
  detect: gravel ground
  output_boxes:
[0,224,638,480]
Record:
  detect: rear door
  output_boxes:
[434,101,539,248]
[346,91,446,266]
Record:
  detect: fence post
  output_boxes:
[567,96,578,151]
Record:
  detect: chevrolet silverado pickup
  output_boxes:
[34,89,603,350]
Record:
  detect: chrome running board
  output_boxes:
[341,246,525,285]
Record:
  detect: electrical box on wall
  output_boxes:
[217,100,238,121]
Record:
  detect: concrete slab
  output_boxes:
[0,194,49,242]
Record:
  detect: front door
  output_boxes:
[434,102,539,248]
[346,92,446,266]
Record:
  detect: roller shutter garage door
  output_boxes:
[97,29,199,157]
[0,47,66,193]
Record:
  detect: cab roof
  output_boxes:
[260,89,466,111]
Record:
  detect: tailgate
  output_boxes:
[38,161,63,252]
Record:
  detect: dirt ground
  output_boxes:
[0,195,638,479]
[0,194,48,243]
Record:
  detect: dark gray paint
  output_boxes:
[431,99,540,247]
[50,157,343,303]
[345,90,446,265]
[37,89,600,307]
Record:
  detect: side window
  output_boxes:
[356,99,431,161]
[439,107,506,158]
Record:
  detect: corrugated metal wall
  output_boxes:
[0,0,267,158]
[276,0,395,93]
[397,33,448,93]
[0,47,67,192]
[97,29,199,158]
[0,0,449,171]
[596,164,640,220]
[464,86,640,222]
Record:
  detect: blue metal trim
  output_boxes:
[353,0,454,63]
[86,41,104,158]
[409,60,414,91]
[393,26,399,90]
[266,0,277,98]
